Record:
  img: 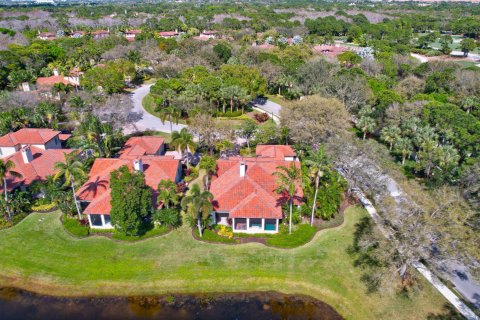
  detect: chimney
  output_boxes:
[133,158,143,172]
[240,161,246,177]
[21,145,33,164]
[53,69,59,76]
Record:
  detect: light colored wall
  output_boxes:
[0,146,18,157]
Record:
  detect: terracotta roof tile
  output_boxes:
[255,145,296,159]
[1,146,75,191]
[118,136,165,159]
[210,154,303,219]
[0,128,61,147]
[78,156,180,215]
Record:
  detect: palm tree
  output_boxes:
[273,162,301,235]
[157,179,179,208]
[158,105,181,132]
[461,96,480,114]
[394,137,413,165]
[357,116,376,140]
[171,128,197,167]
[54,151,85,218]
[199,155,217,190]
[181,183,213,237]
[0,159,22,220]
[380,125,401,150]
[305,148,329,226]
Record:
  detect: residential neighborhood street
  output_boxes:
[125,84,187,134]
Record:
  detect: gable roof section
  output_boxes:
[0,128,61,147]
[78,156,179,215]
[210,157,303,219]
[118,136,165,159]
[1,147,75,191]
[255,145,296,160]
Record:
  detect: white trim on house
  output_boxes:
[87,214,112,229]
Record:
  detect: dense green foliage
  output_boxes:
[110,166,153,236]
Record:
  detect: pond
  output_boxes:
[0,288,343,320]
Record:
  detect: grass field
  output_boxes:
[0,206,450,319]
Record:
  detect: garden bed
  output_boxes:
[61,214,170,242]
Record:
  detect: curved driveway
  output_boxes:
[125,84,187,134]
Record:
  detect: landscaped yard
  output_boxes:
[0,206,450,319]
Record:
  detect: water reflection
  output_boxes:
[0,288,343,320]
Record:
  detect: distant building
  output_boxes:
[37,32,56,41]
[91,30,110,40]
[157,31,179,38]
[70,31,86,38]
[124,29,142,41]
[194,30,217,41]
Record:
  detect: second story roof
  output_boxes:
[0,128,61,147]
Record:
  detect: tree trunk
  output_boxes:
[246,138,250,150]
[222,101,226,113]
[289,198,293,235]
[71,181,82,219]
[169,115,173,132]
[363,131,366,140]
[310,179,319,226]
[197,215,203,237]
[402,154,406,165]
[230,98,233,112]
[4,177,11,221]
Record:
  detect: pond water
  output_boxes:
[0,288,343,320]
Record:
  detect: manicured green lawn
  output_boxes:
[0,206,448,319]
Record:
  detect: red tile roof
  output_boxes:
[36,75,72,88]
[125,29,142,35]
[313,45,348,57]
[210,156,303,219]
[255,145,296,159]
[58,133,72,143]
[118,136,165,159]
[78,156,180,215]
[158,31,178,37]
[0,128,61,147]
[1,146,75,191]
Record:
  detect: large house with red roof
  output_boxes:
[210,145,302,234]
[1,145,75,192]
[0,128,70,158]
[77,136,181,229]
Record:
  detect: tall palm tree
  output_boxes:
[199,155,217,190]
[54,151,86,218]
[357,116,376,140]
[305,148,329,226]
[0,159,22,220]
[171,128,197,167]
[181,183,213,237]
[158,105,181,132]
[273,162,301,235]
[394,137,413,165]
[157,179,179,208]
[380,125,401,150]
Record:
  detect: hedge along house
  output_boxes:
[0,128,70,158]
[209,145,302,234]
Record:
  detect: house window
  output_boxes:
[234,218,247,230]
[265,219,276,231]
[249,218,262,228]
[103,215,111,226]
[90,215,103,226]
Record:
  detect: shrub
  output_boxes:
[153,208,181,228]
[62,215,90,237]
[214,110,243,118]
[32,202,57,212]
[0,218,13,230]
[217,225,233,239]
[176,181,188,194]
[184,166,199,182]
[254,112,270,123]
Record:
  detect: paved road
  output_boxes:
[125,84,187,134]
[252,97,282,124]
